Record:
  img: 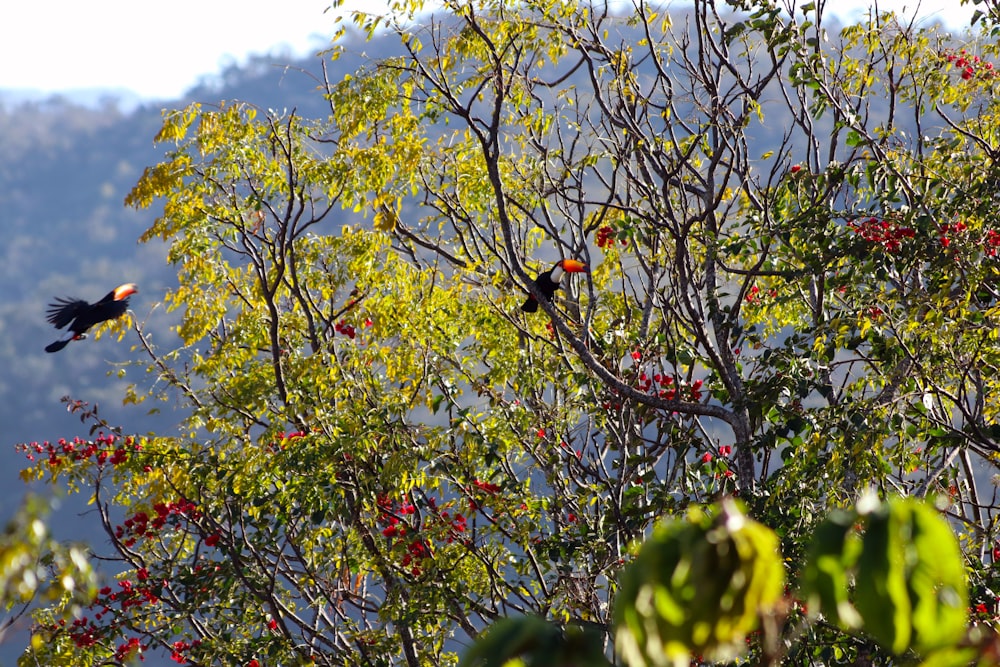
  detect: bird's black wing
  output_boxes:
[46,297,89,329]
[521,268,559,313]
[84,299,130,328]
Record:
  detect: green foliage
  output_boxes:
[856,498,967,655]
[16,0,1000,664]
[802,494,969,657]
[613,500,784,667]
[0,494,96,638]
[458,616,610,667]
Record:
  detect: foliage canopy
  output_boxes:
[13,0,1000,664]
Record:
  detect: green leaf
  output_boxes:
[613,502,784,667]
[852,497,968,655]
[906,501,968,652]
[855,502,913,653]
[460,617,610,667]
[800,509,862,629]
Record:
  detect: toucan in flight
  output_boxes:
[521,259,588,313]
[45,283,138,353]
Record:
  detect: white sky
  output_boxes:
[0,1,980,100]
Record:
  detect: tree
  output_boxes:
[0,494,95,649]
[15,0,1000,664]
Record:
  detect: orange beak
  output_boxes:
[560,259,588,273]
[113,283,138,301]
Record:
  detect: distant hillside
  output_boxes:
[0,56,322,439]
[0,88,146,111]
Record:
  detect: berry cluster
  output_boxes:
[113,500,202,548]
[61,616,101,649]
[54,561,236,664]
[376,495,470,576]
[51,573,163,654]
[971,597,1000,623]
[98,577,162,614]
[596,225,627,249]
[848,217,915,253]
[986,229,1000,257]
[335,320,357,338]
[700,445,735,479]
[267,430,306,452]
[943,49,996,81]
[637,372,704,401]
[744,285,777,304]
[471,478,501,494]
[116,637,145,662]
[601,370,706,413]
[334,317,373,340]
[18,433,137,469]
[938,220,968,247]
[170,638,204,663]
[937,221,1000,257]
[700,445,732,463]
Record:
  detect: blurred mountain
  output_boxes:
[0,88,146,112]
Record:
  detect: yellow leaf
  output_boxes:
[374,202,400,233]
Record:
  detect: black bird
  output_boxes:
[521,259,588,313]
[45,283,138,353]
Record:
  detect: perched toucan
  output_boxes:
[521,259,588,313]
[45,283,138,353]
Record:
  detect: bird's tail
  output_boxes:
[45,331,75,353]
[45,340,70,353]
[521,297,539,313]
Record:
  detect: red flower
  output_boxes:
[335,320,357,339]
[114,637,143,662]
[473,479,502,494]
[689,379,704,401]
[204,533,221,547]
[701,452,713,463]
[171,640,190,663]
[596,225,616,249]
